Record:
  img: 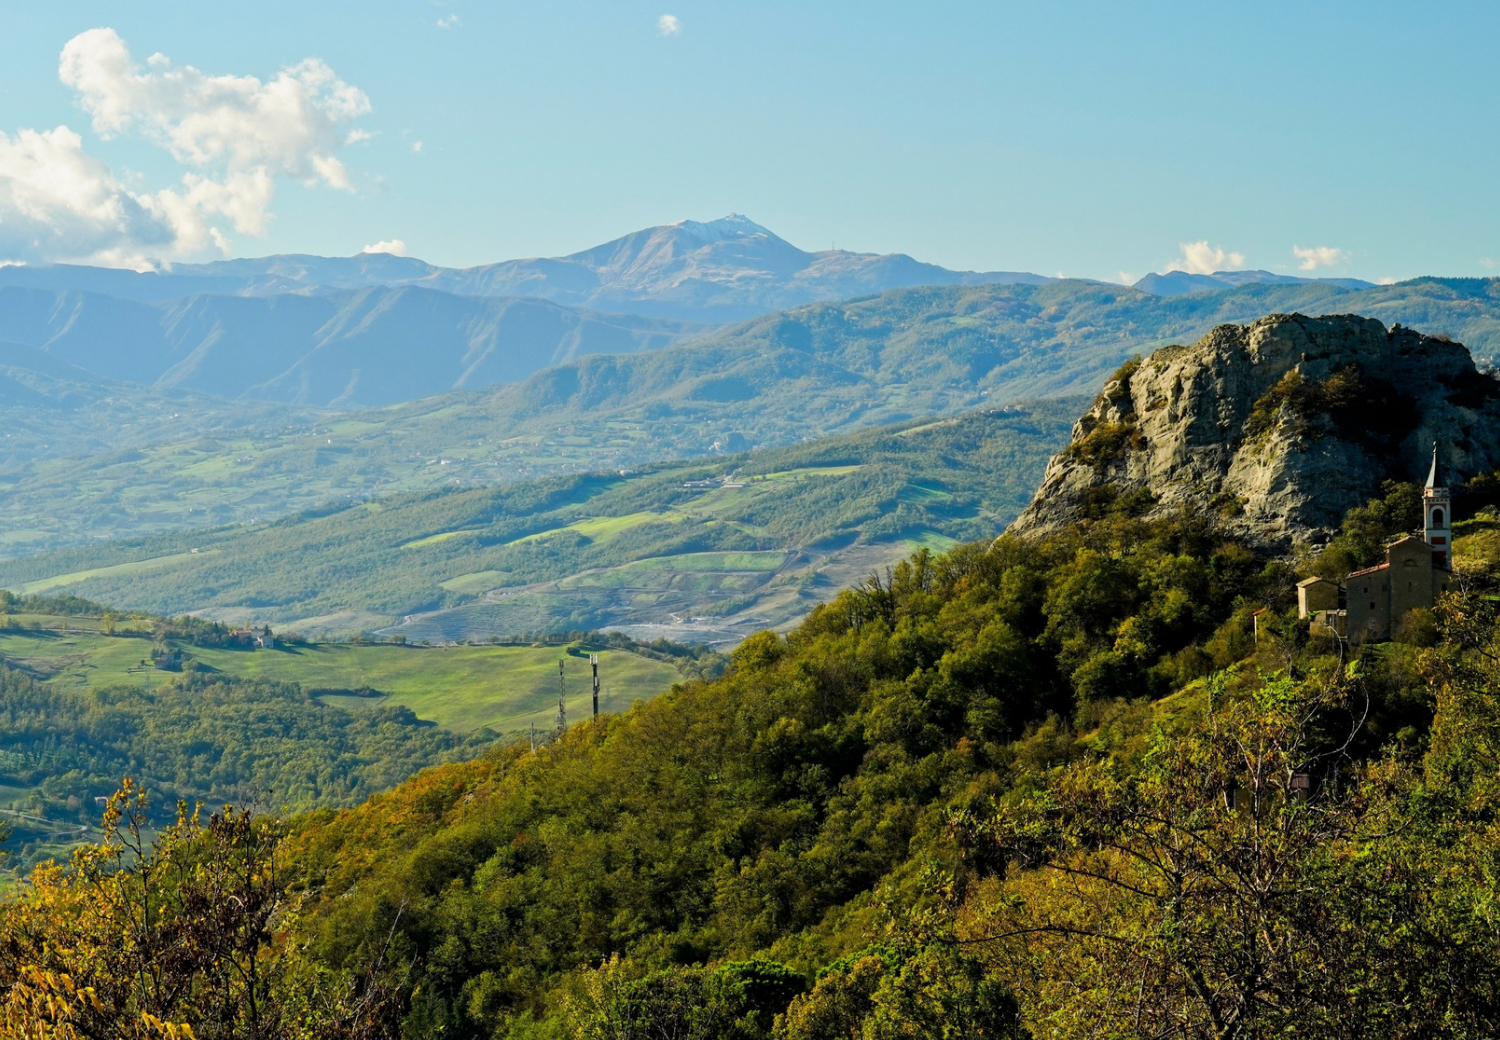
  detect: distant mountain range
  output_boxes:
[7,275,1500,561]
[0,286,704,407]
[0,215,1053,323]
[0,216,1388,408]
[1133,269,1375,296]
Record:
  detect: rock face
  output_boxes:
[1009,313,1500,546]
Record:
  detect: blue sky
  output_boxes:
[0,1,1496,281]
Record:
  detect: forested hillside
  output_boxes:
[7,276,1500,555]
[11,479,1500,1036]
[0,402,1080,639]
[0,666,489,836]
[0,591,697,869]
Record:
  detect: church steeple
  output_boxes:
[1424,442,1451,568]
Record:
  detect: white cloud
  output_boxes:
[0,28,370,267]
[1378,277,1398,285]
[1480,257,1496,269]
[1291,244,1345,271]
[362,238,407,256]
[1116,271,1136,285]
[60,29,369,191]
[0,125,176,267]
[658,14,682,35]
[1164,240,1245,275]
[411,140,424,154]
[437,15,460,29]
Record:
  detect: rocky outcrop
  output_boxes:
[1009,313,1500,547]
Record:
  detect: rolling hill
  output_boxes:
[0,401,1083,641]
[0,597,694,867]
[8,277,1500,558]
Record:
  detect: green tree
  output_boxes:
[568,958,801,1040]
[951,670,1500,1039]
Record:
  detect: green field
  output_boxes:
[0,628,680,735]
[7,276,1500,567]
[16,550,217,596]
[0,406,1082,643]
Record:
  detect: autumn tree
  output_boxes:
[0,782,403,1040]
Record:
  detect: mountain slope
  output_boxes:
[1012,314,1500,545]
[0,286,705,406]
[422,214,1052,321]
[0,402,1081,640]
[12,278,1500,556]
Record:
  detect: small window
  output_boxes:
[1432,508,1445,527]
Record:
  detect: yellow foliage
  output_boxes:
[0,781,402,1039]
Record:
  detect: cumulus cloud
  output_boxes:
[60,29,369,192]
[0,28,369,267]
[1292,244,1345,271]
[411,140,424,154]
[362,238,407,256]
[1480,257,1495,269]
[436,15,460,29]
[0,125,178,267]
[1164,240,1245,275]
[658,14,682,35]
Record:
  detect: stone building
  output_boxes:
[1296,576,1343,636]
[1299,445,1454,641]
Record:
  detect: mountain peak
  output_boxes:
[669,214,779,243]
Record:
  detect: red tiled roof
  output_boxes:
[1346,563,1390,578]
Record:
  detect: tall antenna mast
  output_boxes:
[591,653,600,719]
[556,659,567,734]
[529,720,536,753]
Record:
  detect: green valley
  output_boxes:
[0,597,694,868]
[0,401,1083,640]
[0,623,679,735]
[9,276,1500,557]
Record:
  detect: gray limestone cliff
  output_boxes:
[1009,313,1500,546]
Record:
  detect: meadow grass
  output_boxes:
[18,551,215,596]
[402,530,468,549]
[904,530,961,553]
[0,628,680,735]
[756,465,864,479]
[440,570,509,593]
[510,511,683,545]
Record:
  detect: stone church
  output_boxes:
[1297,446,1454,641]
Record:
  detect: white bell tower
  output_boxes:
[1424,442,1451,569]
